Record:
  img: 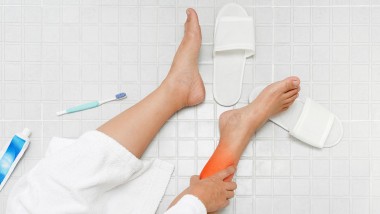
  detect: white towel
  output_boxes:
[6,131,174,214]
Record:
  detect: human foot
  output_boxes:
[200,77,300,180]
[162,8,205,108]
[219,77,301,150]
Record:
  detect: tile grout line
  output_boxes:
[328,1,333,212]
[79,0,83,135]
[59,0,63,141]
[271,5,275,213]
[118,0,121,123]
[368,0,373,212]
[348,2,353,213]
[99,2,103,123]
[37,0,43,174]
[99,0,103,124]
[309,4,313,214]
[1,1,4,145]
[21,0,25,137]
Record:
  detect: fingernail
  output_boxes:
[186,9,190,16]
[292,80,298,86]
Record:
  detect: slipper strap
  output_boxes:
[289,98,334,148]
[214,17,255,58]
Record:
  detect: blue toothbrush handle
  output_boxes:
[66,101,100,113]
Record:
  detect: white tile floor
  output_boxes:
[0,0,380,213]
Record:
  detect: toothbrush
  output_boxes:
[56,92,127,116]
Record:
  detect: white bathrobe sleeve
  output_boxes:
[165,195,207,214]
[7,131,172,214]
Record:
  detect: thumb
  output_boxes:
[190,175,200,185]
[213,166,235,180]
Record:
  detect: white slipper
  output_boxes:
[249,86,344,149]
[213,3,255,106]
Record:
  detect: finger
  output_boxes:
[225,182,237,191]
[214,166,236,180]
[226,191,235,199]
[222,199,230,208]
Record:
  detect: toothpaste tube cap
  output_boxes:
[22,128,31,137]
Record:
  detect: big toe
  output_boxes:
[281,76,300,91]
[184,8,201,41]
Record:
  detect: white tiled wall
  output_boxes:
[1,0,380,213]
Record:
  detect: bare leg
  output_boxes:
[200,77,301,181]
[97,9,205,158]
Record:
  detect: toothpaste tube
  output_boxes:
[0,128,31,191]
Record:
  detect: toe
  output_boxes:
[283,87,300,99]
[186,8,199,24]
[282,76,300,91]
[284,93,299,104]
[185,8,201,41]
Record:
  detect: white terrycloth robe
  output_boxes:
[6,131,206,214]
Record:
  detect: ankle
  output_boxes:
[245,105,269,129]
[160,78,188,110]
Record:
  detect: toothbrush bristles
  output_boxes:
[116,92,127,99]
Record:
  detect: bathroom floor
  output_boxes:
[1,0,380,213]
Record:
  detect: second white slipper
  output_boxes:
[249,86,344,149]
[213,3,255,106]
